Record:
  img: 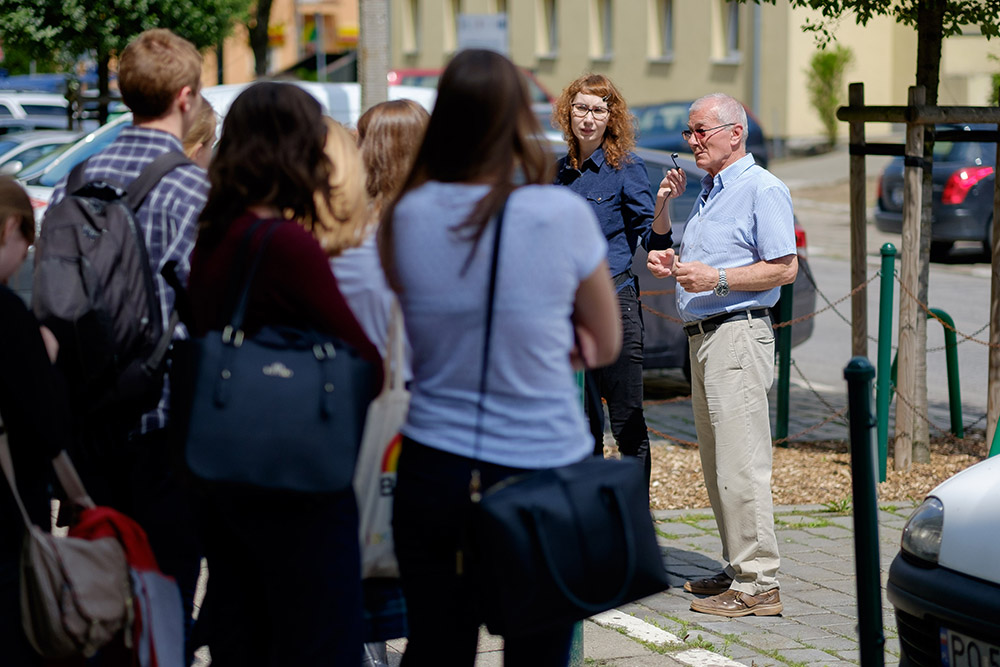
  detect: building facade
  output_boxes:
[388,0,999,150]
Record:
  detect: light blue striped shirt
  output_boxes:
[676,153,795,321]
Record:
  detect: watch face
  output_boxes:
[715,284,730,297]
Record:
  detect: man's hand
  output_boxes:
[657,168,686,201]
[674,259,719,293]
[647,248,676,279]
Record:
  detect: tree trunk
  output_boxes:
[910,0,946,463]
[249,0,273,78]
[98,47,110,127]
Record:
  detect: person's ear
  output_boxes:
[177,85,195,114]
[0,215,15,245]
[731,123,745,150]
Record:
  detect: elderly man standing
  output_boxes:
[647,93,796,618]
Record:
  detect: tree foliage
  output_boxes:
[806,44,853,148]
[739,0,1000,104]
[0,0,252,120]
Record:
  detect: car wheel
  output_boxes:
[930,240,952,262]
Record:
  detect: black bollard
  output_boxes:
[843,356,885,667]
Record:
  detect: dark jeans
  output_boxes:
[193,489,364,666]
[0,557,40,667]
[392,439,574,667]
[584,286,651,486]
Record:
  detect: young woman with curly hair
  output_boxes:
[553,73,686,490]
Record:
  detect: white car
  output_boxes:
[0,130,82,175]
[201,81,436,131]
[0,92,69,130]
[886,455,1000,666]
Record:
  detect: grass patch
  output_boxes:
[821,498,852,513]
[774,516,833,529]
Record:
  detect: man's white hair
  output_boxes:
[690,93,748,150]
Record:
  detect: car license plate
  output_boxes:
[942,628,1000,667]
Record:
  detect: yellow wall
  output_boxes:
[388,0,999,147]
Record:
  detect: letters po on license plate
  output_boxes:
[942,628,1000,667]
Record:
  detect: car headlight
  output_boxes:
[900,497,944,564]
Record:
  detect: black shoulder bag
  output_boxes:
[470,195,669,637]
[173,220,377,494]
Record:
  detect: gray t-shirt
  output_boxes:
[392,181,607,468]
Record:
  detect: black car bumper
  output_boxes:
[887,553,1000,666]
[874,208,989,243]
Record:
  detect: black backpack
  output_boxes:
[32,151,191,417]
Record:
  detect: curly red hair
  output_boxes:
[553,73,636,170]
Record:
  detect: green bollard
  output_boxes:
[844,357,886,667]
[774,282,794,444]
[928,308,963,438]
[876,243,896,483]
[990,422,1000,458]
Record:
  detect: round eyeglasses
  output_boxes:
[571,103,610,121]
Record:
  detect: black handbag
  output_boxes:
[175,219,376,493]
[469,194,669,637]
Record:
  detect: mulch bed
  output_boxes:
[646,430,989,511]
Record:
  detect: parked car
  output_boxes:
[633,100,771,169]
[0,92,70,130]
[886,455,1000,666]
[547,141,815,375]
[389,66,556,130]
[0,130,82,176]
[874,123,996,259]
[202,81,436,131]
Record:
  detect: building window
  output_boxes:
[493,0,508,14]
[403,0,420,54]
[591,0,612,59]
[537,0,558,56]
[649,0,673,60]
[445,0,461,52]
[713,0,740,62]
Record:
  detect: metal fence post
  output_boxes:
[774,282,794,444]
[876,244,896,482]
[844,357,885,667]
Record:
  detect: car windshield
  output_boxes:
[15,142,71,180]
[635,103,688,135]
[933,125,997,165]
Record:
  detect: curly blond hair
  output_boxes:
[553,73,636,170]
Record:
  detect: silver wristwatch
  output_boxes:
[714,268,730,297]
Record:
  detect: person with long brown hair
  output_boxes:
[186,81,380,665]
[380,49,622,666]
[553,73,684,489]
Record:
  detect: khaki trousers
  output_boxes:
[689,316,780,595]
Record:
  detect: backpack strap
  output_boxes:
[124,151,193,211]
[65,158,92,196]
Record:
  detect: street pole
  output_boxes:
[359,0,390,115]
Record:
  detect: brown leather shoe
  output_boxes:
[683,571,733,595]
[690,589,783,617]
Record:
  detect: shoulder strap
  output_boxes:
[66,158,91,195]
[124,151,193,211]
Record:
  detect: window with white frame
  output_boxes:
[648,0,673,60]
[713,0,740,61]
[592,0,613,59]
[538,0,558,56]
[403,0,420,54]
[445,0,461,52]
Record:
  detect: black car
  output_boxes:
[626,146,815,374]
[633,100,771,169]
[874,123,996,259]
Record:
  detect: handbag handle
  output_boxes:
[529,484,638,612]
[220,219,283,342]
[469,193,512,500]
[382,298,406,393]
[0,420,95,531]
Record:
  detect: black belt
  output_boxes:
[684,308,771,337]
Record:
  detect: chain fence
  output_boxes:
[638,263,994,447]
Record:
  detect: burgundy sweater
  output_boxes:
[188,213,381,373]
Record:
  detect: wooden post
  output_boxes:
[849,83,868,358]
[895,86,925,471]
[989,98,1000,446]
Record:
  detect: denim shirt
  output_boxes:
[556,147,672,292]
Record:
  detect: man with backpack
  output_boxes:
[34,28,209,647]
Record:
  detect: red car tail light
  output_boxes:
[941,166,994,205]
[794,225,808,258]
